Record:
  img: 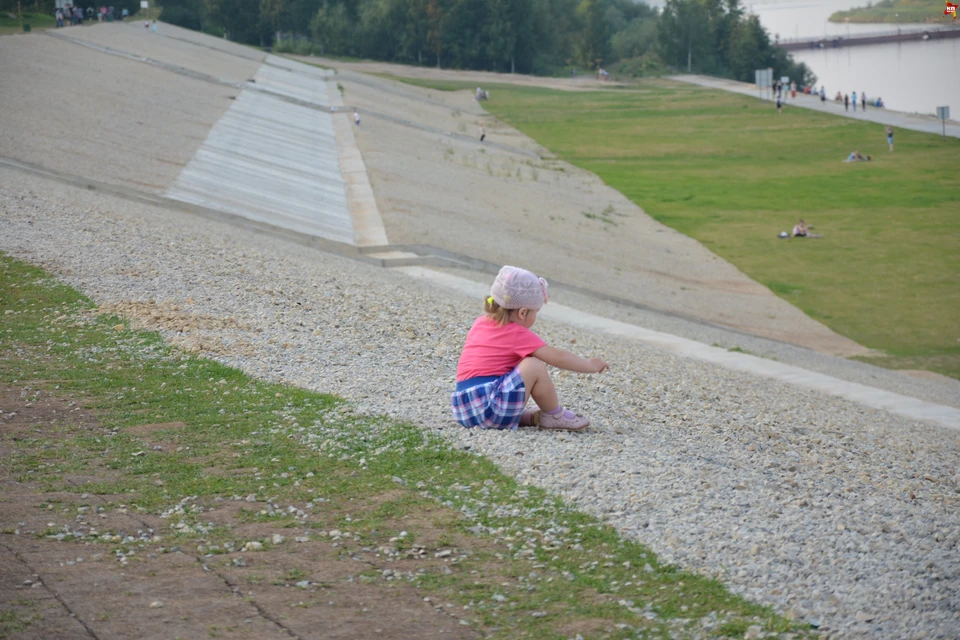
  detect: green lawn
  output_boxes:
[0,11,55,34]
[393,76,960,377]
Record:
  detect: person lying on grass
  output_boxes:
[451,266,609,432]
[844,151,871,162]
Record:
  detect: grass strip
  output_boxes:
[0,252,816,638]
[0,11,56,34]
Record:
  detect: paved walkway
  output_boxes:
[669,74,960,139]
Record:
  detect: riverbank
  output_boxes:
[829,0,951,23]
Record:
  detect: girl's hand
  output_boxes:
[589,358,609,374]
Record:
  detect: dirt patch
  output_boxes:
[96,300,245,334]
[0,387,488,639]
[126,422,187,437]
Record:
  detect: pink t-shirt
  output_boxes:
[456,317,546,381]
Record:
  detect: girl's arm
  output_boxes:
[532,345,609,374]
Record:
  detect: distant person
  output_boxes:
[479,125,486,143]
[55,8,63,27]
[121,7,127,19]
[820,87,826,103]
[790,81,797,98]
[844,151,870,162]
[875,97,884,108]
[844,94,849,111]
[144,19,149,28]
[776,95,782,114]
[861,92,867,111]
[886,126,894,151]
[835,91,843,102]
[852,91,858,112]
[151,19,157,31]
[791,219,823,237]
[353,110,360,126]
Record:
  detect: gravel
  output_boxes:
[3,169,959,639]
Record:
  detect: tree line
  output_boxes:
[1,0,812,84]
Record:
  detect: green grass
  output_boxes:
[0,11,55,34]
[0,252,816,639]
[830,0,951,23]
[420,78,959,377]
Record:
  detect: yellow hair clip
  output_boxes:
[486,296,494,306]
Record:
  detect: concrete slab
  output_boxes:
[165,64,353,244]
[326,77,390,248]
[396,266,960,432]
[54,22,262,86]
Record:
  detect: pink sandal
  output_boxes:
[538,410,590,432]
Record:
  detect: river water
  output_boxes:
[748,0,959,115]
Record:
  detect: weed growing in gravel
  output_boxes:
[0,252,816,639]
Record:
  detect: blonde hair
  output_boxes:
[484,296,511,326]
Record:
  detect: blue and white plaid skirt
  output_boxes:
[451,368,527,430]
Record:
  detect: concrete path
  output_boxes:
[164,77,353,244]
[670,74,960,139]
[398,266,960,432]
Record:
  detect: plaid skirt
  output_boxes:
[451,368,527,430]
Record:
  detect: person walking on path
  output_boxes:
[844,94,849,111]
[451,266,609,432]
[886,126,894,151]
[820,87,826,103]
[479,125,486,143]
[862,92,867,112]
[776,95,783,114]
[353,111,360,126]
[852,91,858,112]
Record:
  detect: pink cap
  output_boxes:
[490,266,549,310]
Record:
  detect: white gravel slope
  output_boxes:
[2,170,958,639]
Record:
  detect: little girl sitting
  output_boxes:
[451,266,609,432]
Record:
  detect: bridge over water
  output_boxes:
[776,25,960,51]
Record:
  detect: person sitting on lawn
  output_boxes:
[792,219,809,237]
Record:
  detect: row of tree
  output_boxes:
[2,0,142,14]
[7,0,811,84]
[658,0,814,85]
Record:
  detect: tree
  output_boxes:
[611,16,656,60]
[204,0,263,44]
[310,1,354,54]
[425,0,443,67]
[575,0,609,69]
[484,0,533,73]
[657,0,711,72]
[726,12,764,81]
[260,0,287,41]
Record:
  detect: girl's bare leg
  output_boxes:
[517,357,559,412]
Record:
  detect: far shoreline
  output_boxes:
[829,0,956,24]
